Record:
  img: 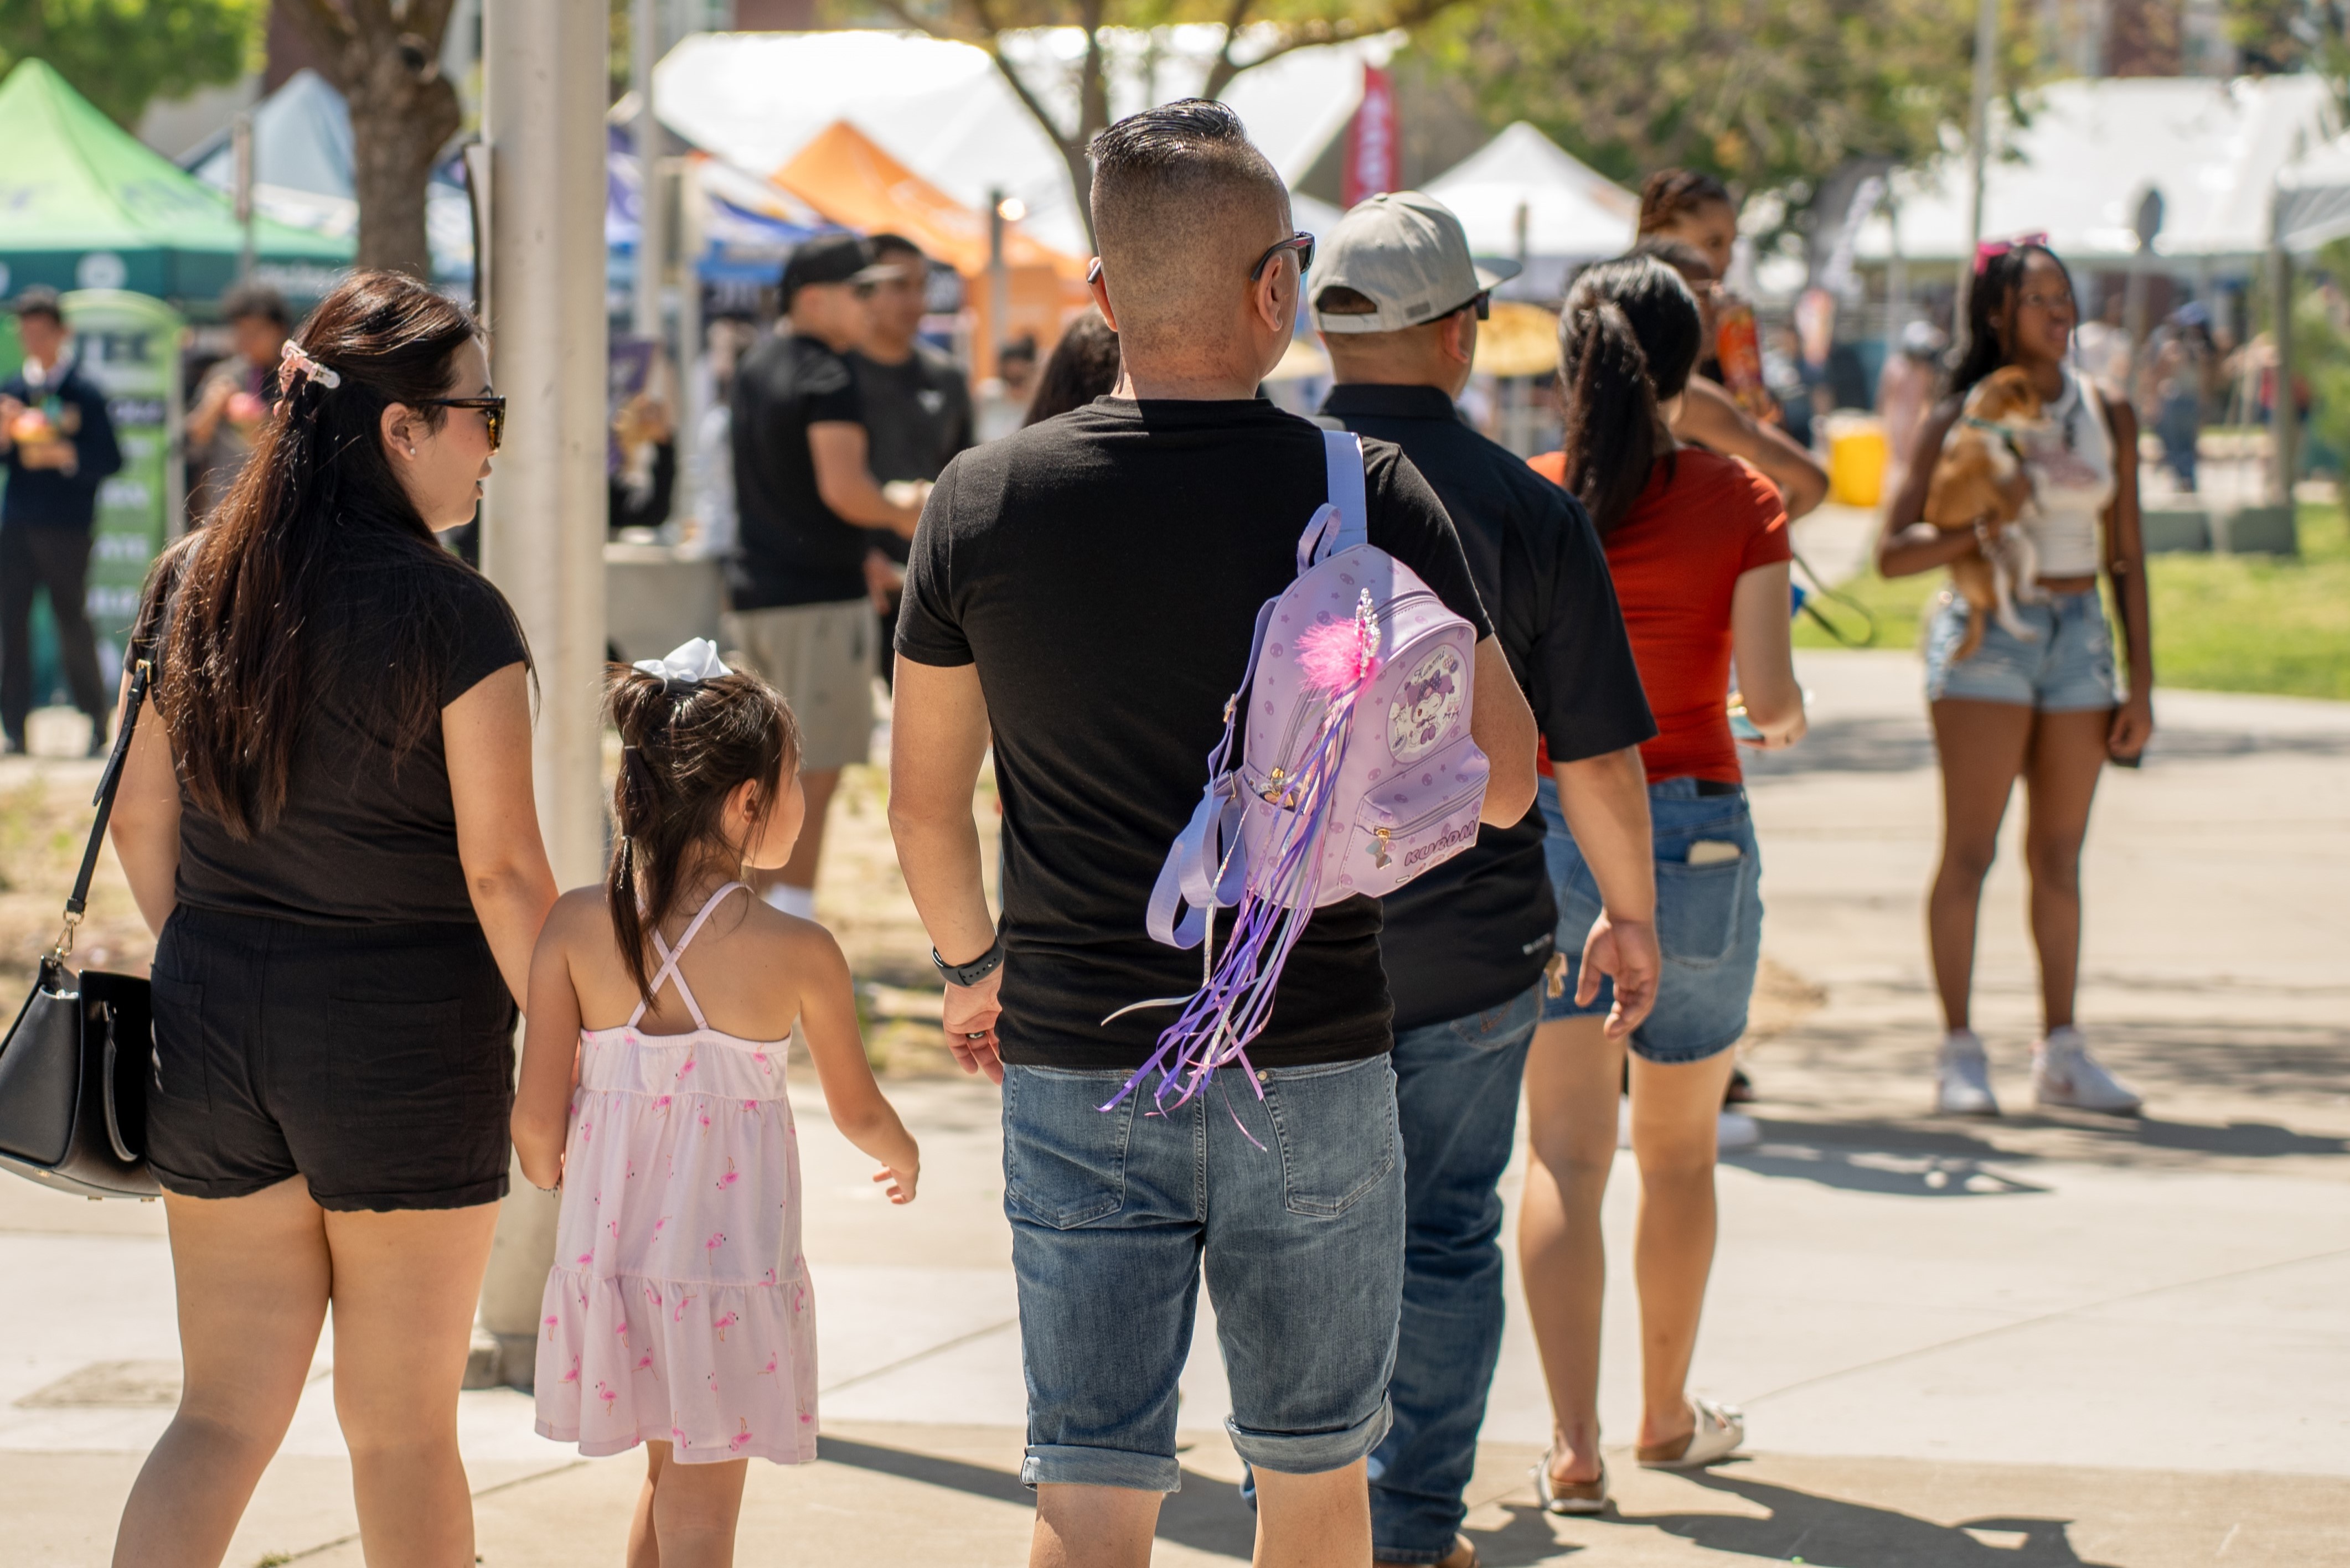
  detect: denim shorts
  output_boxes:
[1002,1054,1404,1492]
[1923,587,2118,711]
[1539,775,1763,1064]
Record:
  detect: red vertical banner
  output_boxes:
[1342,65,1398,209]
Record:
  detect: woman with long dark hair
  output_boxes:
[1522,256,1805,1510]
[106,271,558,1564]
[1877,241,2152,1116]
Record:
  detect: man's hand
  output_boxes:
[1577,912,1660,1039]
[942,965,1005,1083]
[863,547,907,614]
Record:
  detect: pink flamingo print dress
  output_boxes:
[535,883,818,1464]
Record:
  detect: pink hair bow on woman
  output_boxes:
[1974,232,2051,274]
[278,339,342,390]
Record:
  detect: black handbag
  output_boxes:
[0,657,161,1200]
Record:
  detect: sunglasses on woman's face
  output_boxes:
[420,395,507,453]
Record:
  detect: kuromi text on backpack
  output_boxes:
[1111,430,1489,1113]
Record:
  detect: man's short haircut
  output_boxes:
[1088,100,1290,356]
[867,232,925,265]
[221,283,292,328]
[11,285,63,325]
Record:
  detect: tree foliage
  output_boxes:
[846,1,1473,239]
[1422,0,2025,206]
[0,0,264,128]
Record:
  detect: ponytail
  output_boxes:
[604,666,799,1008]
[1556,255,1704,535]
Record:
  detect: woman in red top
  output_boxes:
[1520,256,1806,1512]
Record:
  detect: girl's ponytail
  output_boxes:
[603,664,799,1008]
[1556,256,1705,535]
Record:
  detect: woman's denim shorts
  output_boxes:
[1539,774,1764,1064]
[1923,587,2118,711]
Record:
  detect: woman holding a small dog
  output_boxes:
[1878,239,2155,1118]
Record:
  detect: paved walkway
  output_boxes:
[5,650,2347,1565]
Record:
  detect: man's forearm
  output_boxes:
[889,804,995,962]
[1553,747,1655,920]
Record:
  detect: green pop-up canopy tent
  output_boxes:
[0,58,353,308]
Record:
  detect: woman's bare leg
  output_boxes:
[2020,710,2110,1031]
[1625,1049,1742,1450]
[1927,700,2037,1031]
[1519,1016,1624,1487]
[645,1442,748,1567]
[322,1200,501,1567]
[112,1179,331,1567]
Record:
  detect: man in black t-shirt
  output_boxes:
[725,234,925,921]
[890,103,1537,1564]
[0,288,122,756]
[848,233,973,687]
[1315,192,1662,1567]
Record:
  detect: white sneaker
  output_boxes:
[1936,1030,2000,1116]
[1717,1110,1760,1150]
[2033,1026,2142,1114]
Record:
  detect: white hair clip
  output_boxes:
[279,339,342,390]
[633,638,731,685]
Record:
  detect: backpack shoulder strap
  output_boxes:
[1323,428,1367,553]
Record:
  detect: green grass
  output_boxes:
[1795,504,2350,702]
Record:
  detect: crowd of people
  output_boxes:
[18,92,2166,1568]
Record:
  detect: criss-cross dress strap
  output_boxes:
[625,881,750,1030]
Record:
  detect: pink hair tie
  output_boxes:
[1974,232,2050,275]
[278,339,342,390]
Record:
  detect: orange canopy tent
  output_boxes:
[774,120,1090,377]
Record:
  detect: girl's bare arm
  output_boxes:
[512,892,593,1191]
[791,927,920,1202]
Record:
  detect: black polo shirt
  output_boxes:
[1320,382,1654,1031]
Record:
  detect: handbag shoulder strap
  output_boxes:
[58,655,156,949]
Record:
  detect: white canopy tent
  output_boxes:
[650,27,1393,259]
[1857,75,2334,268]
[1423,121,1639,301]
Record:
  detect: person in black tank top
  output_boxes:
[104,273,559,1562]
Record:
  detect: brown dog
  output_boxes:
[1923,366,2046,661]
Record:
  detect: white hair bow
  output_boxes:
[633,638,731,684]
[278,339,342,390]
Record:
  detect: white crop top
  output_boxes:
[2015,369,2113,579]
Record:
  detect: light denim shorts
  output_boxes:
[1003,1054,1404,1492]
[1539,775,1763,1064]
[1923,587,2118,712]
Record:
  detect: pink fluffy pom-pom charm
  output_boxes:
[1297,589,1383,694]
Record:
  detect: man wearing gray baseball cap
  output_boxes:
[1314,192,1661,1567]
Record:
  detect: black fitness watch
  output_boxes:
[932,931,1006,987]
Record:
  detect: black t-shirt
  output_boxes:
[1321,385,1655,1031]
[852,344,975,568]
[896,396,1494,1070]
[2,363,121,531]
[728,331,867,609]
[158,539,531,927]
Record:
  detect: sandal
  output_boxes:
[1532,1448,1608,1515]
[1635,1395,1744,1469]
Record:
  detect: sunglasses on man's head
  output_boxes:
[1249,232,1316,283]
[421,395,506,453]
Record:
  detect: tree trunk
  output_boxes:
[348,59,460,278]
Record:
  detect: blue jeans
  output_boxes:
[1368,985,1543,1562]
[1003,1055,1405,1492]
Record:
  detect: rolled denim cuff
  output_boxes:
[1019,1442,1182,1493]
[1226,1394,1393,1476]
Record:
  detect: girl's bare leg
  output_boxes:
[1625,1050,1742,1450]
[1927,699,2037,1031]
[630,1442,668,1568]
[1519,1016,1624,1487]
[648,1444,748,1568]
[2020,710,2111,1031]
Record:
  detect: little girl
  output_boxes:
[513,639,919,1565]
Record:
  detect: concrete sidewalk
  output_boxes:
[4,650,2347,1564]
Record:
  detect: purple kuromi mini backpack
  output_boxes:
[1110,429,1489,1114]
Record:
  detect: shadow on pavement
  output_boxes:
[1466,1468,2119,1566]
[813,1434,1258,1558]
[1740,711,2350,782]
[1727,1140,2048,1197]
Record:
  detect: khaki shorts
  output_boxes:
[722,599,876,772]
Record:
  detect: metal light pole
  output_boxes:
[474,0,611,1387]
[632,0,667,349]
[1956,0,1999,331]
[231,110,256,285]
[987,186,1010,380]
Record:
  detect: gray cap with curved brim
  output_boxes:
[1311,190,1522,335]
